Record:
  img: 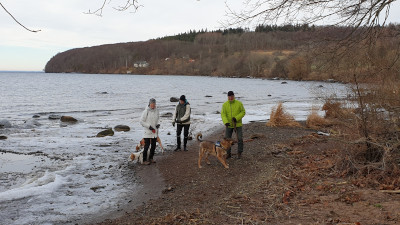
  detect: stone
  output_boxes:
[0,120,11,128]
[32,114,41,118]
[96,128,114,137]
[114,125,130,132]
[23,119,42,128]
[61,116,78,123]
[161,112,173,117]
[281,81,288,84]
[49,114,61,120]
[170,97,179,102]
[0,136,7,140]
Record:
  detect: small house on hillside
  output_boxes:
[134,61,149,68]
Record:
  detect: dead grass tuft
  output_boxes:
[267,103,301,127]
[306,109,330,129]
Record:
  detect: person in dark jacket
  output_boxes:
[172,95,191,151]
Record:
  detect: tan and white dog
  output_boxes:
[129,138,164,164]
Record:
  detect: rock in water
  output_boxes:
[49,114,61,120]
[0,120,11,128]
[97,129,114,137]
[170,97,179,102]
[61,116,78,123]
[0,136,7,140]
[161,112,173,118]
[114,125,130,132]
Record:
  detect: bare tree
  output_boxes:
[0,2,40,32]
[226,0,396,28]
[86,0,142,16]
[0,0,142,32]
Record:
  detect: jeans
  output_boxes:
[143,138,157,161]
[225,126,243,154]
[176,124,190,148]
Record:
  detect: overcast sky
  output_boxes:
[1,0,400,71]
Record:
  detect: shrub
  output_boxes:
[266,103,301,127]
[306,109,329,129]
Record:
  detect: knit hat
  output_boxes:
[179,95,186,101]
[149,98,156,104]
[227,91,234,96]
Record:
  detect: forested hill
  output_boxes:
[44,24,399,82]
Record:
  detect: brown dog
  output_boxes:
[197,133,235,169]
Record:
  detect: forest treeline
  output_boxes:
[44,24,400,83]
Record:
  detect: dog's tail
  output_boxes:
[196,133,203,142]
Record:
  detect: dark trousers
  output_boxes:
[143,138,157,161]
[225,126,243,154]
[176,124,190,148]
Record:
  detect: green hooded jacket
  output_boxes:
[221,99,246,128]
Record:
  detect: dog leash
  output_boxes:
[233,120,239,143]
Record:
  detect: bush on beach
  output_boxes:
[266,103,301,127]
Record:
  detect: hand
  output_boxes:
[156,124,160,129]
[225,123,230,127]
[172,122,175,127]
[232,117,237,123]
[149,126,155,130]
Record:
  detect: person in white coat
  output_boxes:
[140,98,160,165]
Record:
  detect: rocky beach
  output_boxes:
[95,122,400,225]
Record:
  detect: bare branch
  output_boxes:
[85,0,142,16]
[0,2,41,32]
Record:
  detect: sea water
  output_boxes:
[0,72,348,224]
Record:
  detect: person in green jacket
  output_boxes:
[221,91,246,159]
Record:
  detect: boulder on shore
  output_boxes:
[114,125,130,132]
[170,97,179,102]
[0,120,12,128]
[96,129,114,137]
[61,116,78,123]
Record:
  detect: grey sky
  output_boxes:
[1,0,399,71]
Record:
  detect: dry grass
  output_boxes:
[306,109,330,129]
[267,103,301,127]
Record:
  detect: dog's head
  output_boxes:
[130,153,136,161]
[135,139,145,151]
[221,138,235,149]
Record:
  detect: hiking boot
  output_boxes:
[174,147,181,152]
[150,159,156,163]
[184,146,188,151]
[226,153,232,159]
[142,161,150,165]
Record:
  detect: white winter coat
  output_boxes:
[140,105,160,138]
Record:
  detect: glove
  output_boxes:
[232,117,237,123]
[177,119,181,123]
[156,124,160,129]
[149,126,156,133]
[172,122,175,127]
[225,123,230,127]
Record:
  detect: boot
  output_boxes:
[174,137,181,151]
[183,137,188,151]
